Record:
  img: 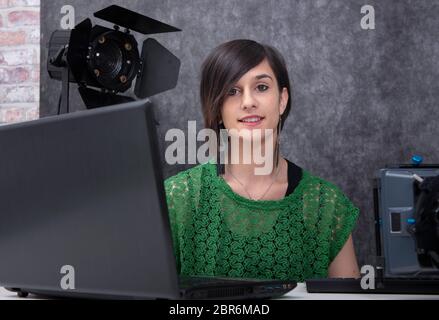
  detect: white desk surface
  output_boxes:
[1,283,439,300]
[280,283,439,300]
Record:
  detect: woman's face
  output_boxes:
[220,58,289,139]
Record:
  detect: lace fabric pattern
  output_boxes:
[164,162,359,282]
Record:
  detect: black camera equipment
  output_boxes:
[373,158,439,280]
[47,5,181,114]
[409,174,439,268]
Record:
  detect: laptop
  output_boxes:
[0,100,296,300]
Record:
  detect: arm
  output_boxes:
[328,234,361,279]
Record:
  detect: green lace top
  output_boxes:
[164,161,359,282]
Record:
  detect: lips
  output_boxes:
[238,116,265,128]
[239,115,265,124]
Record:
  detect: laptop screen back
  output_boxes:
[0,100,180,299]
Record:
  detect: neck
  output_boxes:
[224,132,279,180]
[226,161,281,184]
[224,157,287,203]
[224,152,284,186]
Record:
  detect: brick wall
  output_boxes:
[0,0,39,124]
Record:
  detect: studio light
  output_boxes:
[47,5,181,113]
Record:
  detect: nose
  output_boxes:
[240,89,257,111]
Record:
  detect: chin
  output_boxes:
[228,127,276,142]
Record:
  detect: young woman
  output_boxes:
[164,39,360,282]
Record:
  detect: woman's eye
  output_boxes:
[228,88,239,96]
[257,85,269,92]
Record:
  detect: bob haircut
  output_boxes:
[200,39,292,174]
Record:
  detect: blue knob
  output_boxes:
[407,218,416,225]
[412,155,423,166]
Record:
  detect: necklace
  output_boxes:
[226,163,282,201]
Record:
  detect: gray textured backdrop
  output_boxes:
[40,0,439,268]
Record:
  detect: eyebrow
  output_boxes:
[255,74,274,81]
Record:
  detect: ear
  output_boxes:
[280,88,289,116]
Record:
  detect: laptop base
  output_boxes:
[179,276,296,300]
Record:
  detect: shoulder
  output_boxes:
[164,162,216,213]
[284,160,342,198]
[164,162,215,190]
[303,170,349,198]
[302,170,359,216]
